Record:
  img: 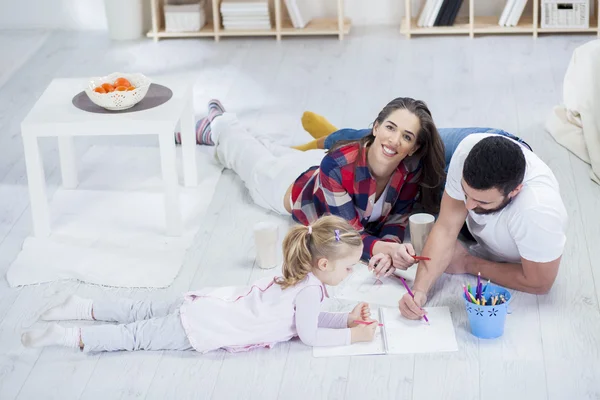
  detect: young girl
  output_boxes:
[21,216,378,353]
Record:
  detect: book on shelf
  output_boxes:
[285,0,315,29]
[220,0,272,30]
[417,0,463,27]
[498,0,528,26]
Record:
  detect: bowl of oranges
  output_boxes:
[85,72,152,111]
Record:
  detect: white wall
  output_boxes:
[0,0,546,30]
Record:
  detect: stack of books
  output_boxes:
[498,0,528,27]
[417,0,465,27]
[220,0,271,31]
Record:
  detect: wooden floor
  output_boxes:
[0,28,599,400]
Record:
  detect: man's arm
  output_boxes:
[462,252,560,295]
[398,192,467,319]
[412,192,468,294]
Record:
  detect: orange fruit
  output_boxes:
[115,86,128,91]
[94,87,107,94]
[101,83,115,92]
[126,86,136,91]
[114,78,131,87]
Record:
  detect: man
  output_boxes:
[399,134,568,319]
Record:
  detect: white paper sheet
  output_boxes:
[381,306,458,354]
[333,264,409,307]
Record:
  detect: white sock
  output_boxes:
[41,295,94,321]
[21,323,80,349]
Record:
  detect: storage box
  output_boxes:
[541,0,589,29]
[164,0,207,32]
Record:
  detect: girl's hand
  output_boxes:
[368,253,394,279]
[350,320,378,343]
[348,302,371,327]
[391,243,416,270]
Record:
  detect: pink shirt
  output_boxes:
[179,273,351,353]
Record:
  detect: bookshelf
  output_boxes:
[148,0,351,41]
[401,0,600,38]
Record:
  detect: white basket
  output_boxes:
[85,72,152,111]
[164,0,207,32]
[541,0,589,28]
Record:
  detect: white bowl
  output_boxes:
[85,72,152,111]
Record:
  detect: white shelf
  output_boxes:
[148,0,351,41]
[401,0,600,38]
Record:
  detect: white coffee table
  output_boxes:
[21,76,197,238]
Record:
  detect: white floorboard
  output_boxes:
[0,28,599,399]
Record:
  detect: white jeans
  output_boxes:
[212,113,326,214]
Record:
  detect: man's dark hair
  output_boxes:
[463,136,526,196]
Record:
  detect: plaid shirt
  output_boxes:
[291,142,422,260]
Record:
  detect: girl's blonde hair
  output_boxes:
[276,215,362,289]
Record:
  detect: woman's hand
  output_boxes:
[391,243,416,270]
[368,253,394,279]
[348,302,371,327]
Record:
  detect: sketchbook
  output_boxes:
[313,306,458,357]
[333,264,417,308]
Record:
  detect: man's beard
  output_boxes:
[472,196,512,215]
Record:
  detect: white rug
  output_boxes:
[7,145,223,288]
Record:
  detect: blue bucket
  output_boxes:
[464,284,511,339]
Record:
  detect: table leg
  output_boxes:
[180,97,198,187]
[58,135,78,189]
[22,132,51,237]
[159,132,183,236]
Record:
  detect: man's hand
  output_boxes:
[398,290,428,320]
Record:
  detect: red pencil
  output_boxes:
[412,255,431,261]
[353,320,384,327]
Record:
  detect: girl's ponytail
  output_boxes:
[277,215,362,289]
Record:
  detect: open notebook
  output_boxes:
[313,306,458,357]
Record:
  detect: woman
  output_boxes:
[293,111,532,174]
[201,97,446,274]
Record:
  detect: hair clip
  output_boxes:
[334,230,340,241]
[307,226,312,235]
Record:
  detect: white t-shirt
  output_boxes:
[368,183,390,223]
[445,134,568,264]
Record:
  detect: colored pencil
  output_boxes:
[354,320,384,327]
[482,279,490,293]
[468,291,479,305]
[399,276,430,323]
[411,255,431,261]
[477,272,482,301]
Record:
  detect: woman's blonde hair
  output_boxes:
[276,215,362,289]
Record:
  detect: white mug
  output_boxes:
[253,221,279,269]
[409,213,435,256]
